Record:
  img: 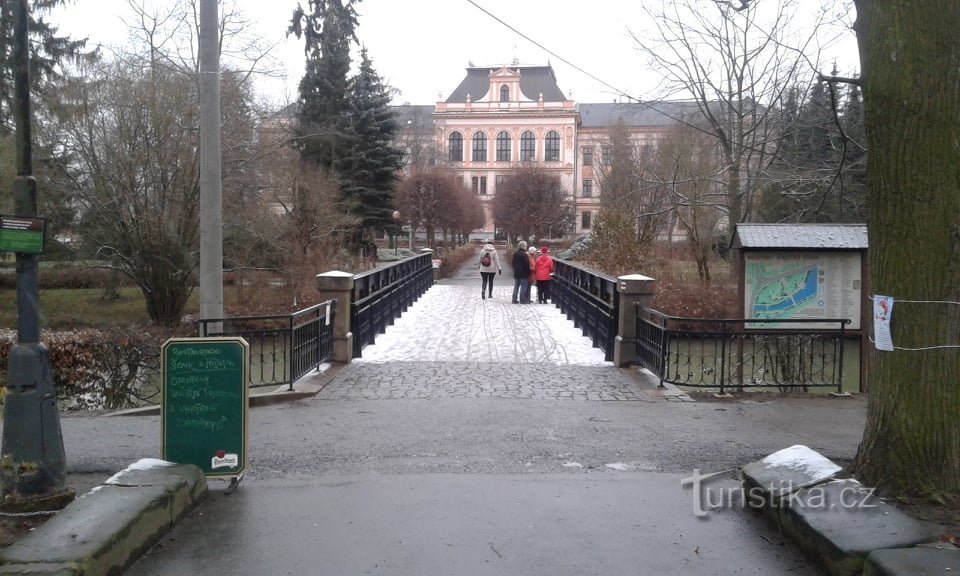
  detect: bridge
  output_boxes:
[115,246,864,575]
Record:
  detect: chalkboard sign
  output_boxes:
[162,337,249,477]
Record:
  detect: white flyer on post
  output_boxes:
[873,295,894,351]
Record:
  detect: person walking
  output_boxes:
[526,246,538,304]
[511,241,530,304]
[477,240,501,299]
[535,245,555,303]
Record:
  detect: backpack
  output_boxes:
[481,252,491,267]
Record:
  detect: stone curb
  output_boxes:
[0,460,207,576]
[742,445,956,576]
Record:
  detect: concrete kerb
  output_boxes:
[741,445,955,576]
[0,460,207,576]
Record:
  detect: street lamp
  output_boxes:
[392,210,401,255]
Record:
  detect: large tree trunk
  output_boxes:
[852,0,960,493]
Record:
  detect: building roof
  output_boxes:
[733,224,868,250]
[577,101,705,128]
[445,65,567,103]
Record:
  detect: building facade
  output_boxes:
[394,63,698,239]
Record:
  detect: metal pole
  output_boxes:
[199,0,223,322]
[1,0,72,509]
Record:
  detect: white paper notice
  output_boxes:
[873,295,894,351]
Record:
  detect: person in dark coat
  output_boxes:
[511,241,530,304]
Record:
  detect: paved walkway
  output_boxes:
[331,247,666,402]
[114,249,864,575]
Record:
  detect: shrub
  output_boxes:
[0,327,182,411]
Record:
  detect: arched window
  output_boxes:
[500,85,509,102]
[472,131,488,162]
[448,132,463,162]
[545,130,560,161]
[496,131,512,162]
[520,131,536,161]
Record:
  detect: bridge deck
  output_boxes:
[356,249,609,365]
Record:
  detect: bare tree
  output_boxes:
[394,169,466,248]
[49,1,271,325]
[55,57,202,325]
[632,0,828,239]
[650,122,724,285]
[492,166,575,242]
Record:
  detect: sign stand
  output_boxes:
[161,337,249,489]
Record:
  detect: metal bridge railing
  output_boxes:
[635,309,850,394]
[197,300,336,390]
[351,252,434,358]
[550,259,619,361]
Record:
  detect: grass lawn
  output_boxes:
[0,287,202,330]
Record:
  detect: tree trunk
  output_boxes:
[852,0,960,494]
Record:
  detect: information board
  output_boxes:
[744,251,861,330]
[162,337,249,477]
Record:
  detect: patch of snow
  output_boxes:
[761,445,841,478]
[605,462,631,471]
[562,461,583,468]
[105,458,177,484]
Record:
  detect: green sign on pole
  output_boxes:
[162,337,249,478]
[0,214,45,254]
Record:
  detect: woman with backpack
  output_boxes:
[478,240,501,300]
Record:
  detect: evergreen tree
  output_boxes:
[760,70,865,224]
[0,0,89,135]
[288,0,359,171]
[838,79,867,221]
[340,48,404,235]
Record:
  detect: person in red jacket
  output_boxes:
[535,245,555,304]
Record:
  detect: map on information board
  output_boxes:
[744,251,861,329]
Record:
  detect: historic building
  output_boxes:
[394,63,697,239]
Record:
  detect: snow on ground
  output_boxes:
[355,284,610,365]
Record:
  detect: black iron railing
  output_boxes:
[197,300,336,390]
[550,259,619,361]
[635,309,850,394]
[351,252,434,358]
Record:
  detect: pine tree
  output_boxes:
[288,0,359,171]
[0,0,89,135]
[340,48,404,235]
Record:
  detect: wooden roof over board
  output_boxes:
[732,224,868,250]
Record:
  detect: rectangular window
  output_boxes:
[602,146,612,165]
[472,176,487,195]
[582,148,593,166]
[582,180,592,198]
[581,211,592,230]
[495,174,504,193]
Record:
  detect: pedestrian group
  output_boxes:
[477,240,554,304]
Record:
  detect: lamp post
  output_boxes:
[1,0,73,512]
[392,210,401,255]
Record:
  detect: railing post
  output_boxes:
[316,271,354,364]
[613,274,656,367]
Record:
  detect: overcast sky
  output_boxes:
[49,0,860,108]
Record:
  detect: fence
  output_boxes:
[196,300,336,390]
[636,309,850,394]
[550,259,619,361]
[351,252,434,358]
